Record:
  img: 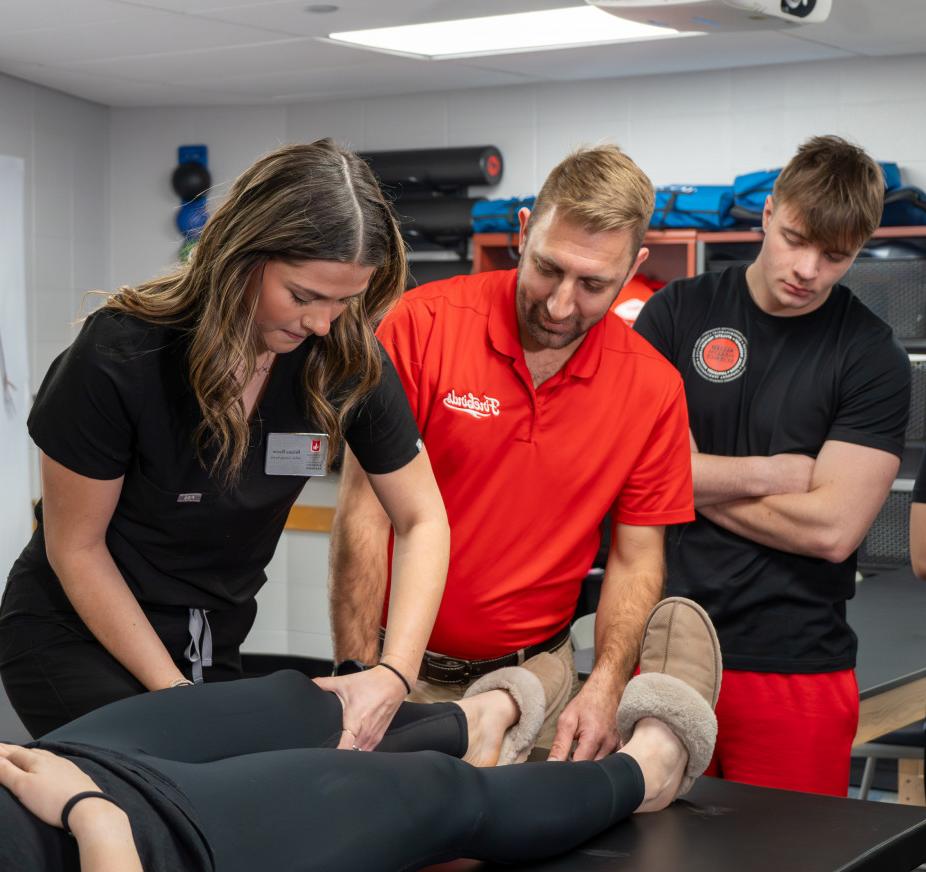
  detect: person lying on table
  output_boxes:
[0,597,721,872]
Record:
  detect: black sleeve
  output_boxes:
[913,450,926,503]
[827,334,910,459]
[27,311,144,480]
[344,344,422,475]
[633,284,678,363]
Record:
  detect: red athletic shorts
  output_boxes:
[703,668,859,796]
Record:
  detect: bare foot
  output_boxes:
[621,717,688,813]
[457,690,519,767]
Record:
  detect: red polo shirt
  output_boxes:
[378,270,693,659]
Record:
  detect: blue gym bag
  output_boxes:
[650,185,736,230]
[881,187,926,226]
[732,162,903,222]
[471,196,536,233]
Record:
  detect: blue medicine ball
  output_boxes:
[176,199,208,237]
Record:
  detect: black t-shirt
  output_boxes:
[635,266,910,672]
[8,309,420,615]
[0,740,214,872]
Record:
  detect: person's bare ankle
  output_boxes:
[621,717,688,813]
[458,690,519,767]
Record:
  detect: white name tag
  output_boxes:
[265,433,329,477]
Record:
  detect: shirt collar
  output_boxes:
[487,270,606,381]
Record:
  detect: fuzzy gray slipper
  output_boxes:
[464,666,545,765]
[617,672,717,794]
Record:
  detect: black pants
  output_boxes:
[0,596,256,737]
[43,671,645,872]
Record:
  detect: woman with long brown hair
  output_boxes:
[0,139,449,750]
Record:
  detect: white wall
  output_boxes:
[108,105,286,288]
[0,72,110,522]
[0,73,110,402]
[280,52,926,193]
[108,53,926,296]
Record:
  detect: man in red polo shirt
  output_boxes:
[329,146,694,760]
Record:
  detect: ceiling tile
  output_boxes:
[2,0,137,33]
[0,5,291,66]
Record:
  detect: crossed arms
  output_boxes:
[692,437,899,563]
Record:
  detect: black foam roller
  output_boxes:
[396,197,483,242]
[361,146,503,191]
[406,259,472,289]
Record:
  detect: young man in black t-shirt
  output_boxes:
[635,136,911,796]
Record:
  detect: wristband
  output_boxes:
[61,791,123,836]
[332,659,369,677]
[170,678,194,688]
[377,661,412,695]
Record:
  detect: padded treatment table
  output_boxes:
[424,776,926,871]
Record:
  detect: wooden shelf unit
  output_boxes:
[472,225,926,281]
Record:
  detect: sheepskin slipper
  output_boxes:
[464,666,545,765]
[617,596,723,794]
[617,671,717,795]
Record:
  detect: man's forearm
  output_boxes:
[587,566,664,696]
[328,512,390,664]
[692,452,812,508]
[701,490,844,562]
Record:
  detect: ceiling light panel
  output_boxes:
[327,6,695,59]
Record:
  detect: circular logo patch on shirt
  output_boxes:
[692,328,748,383]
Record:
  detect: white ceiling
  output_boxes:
[0,0,923,108]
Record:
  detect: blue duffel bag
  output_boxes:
[650,185,736,230]
[471,196,536,233]
[881,186,926,226]
[732,162,903,221]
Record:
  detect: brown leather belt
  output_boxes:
[379,626,572,686]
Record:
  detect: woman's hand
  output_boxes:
[313,665,410,751]
[0,744,145,872]
[0,744,102,828]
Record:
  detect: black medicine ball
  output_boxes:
[172,162,212,202]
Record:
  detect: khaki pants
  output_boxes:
[408,640,580,750]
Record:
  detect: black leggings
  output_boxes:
[44,671,644,871]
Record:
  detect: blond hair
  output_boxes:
[105,140,406,486]
[530,145,655,251]
[773,135,884,252]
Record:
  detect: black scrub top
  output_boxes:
[10,309,420,614]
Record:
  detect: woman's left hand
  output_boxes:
[313,665,410,751]
[0,744,102,828]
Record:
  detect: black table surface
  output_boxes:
[427,777,926,872]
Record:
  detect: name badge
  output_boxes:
[265,433,329,477]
